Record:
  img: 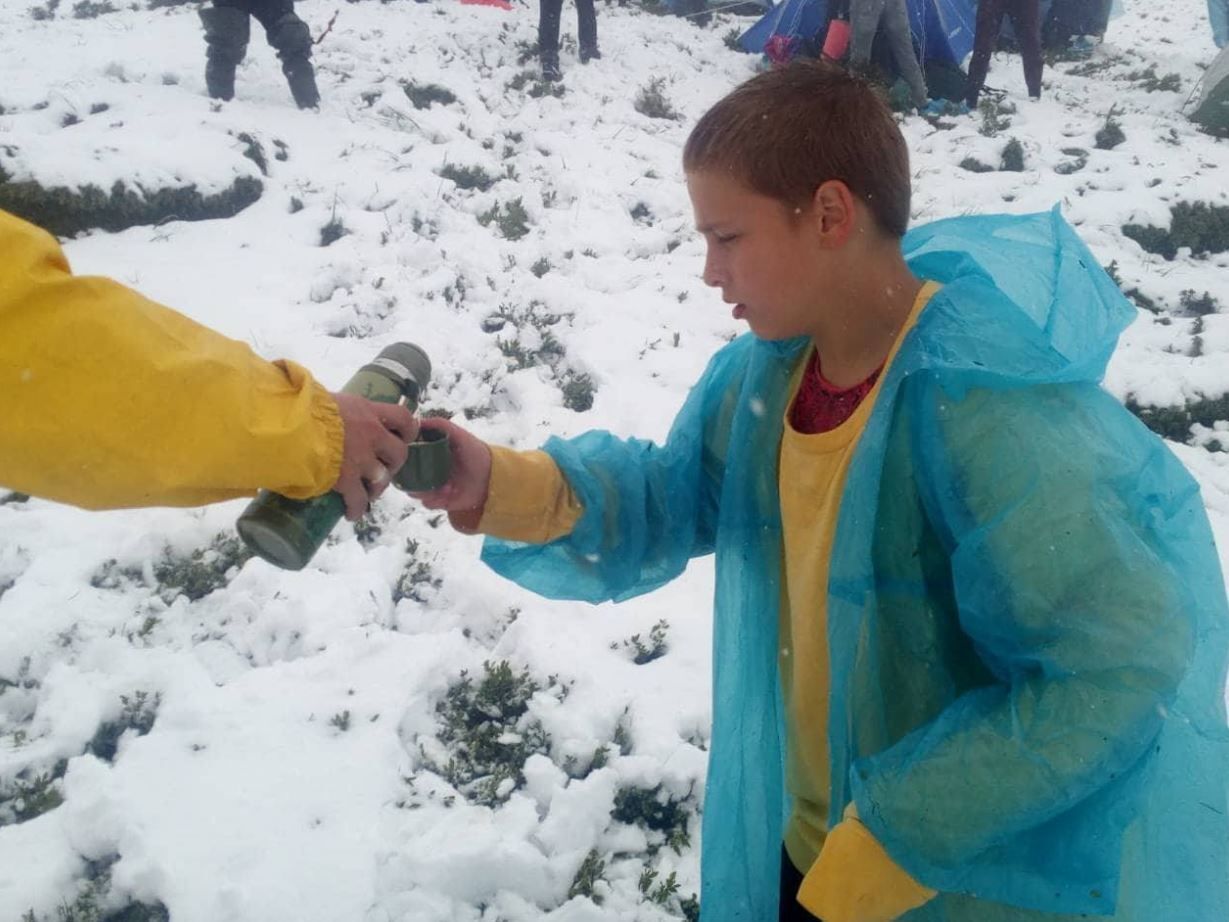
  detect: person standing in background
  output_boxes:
[966,0,1043,110]
[538,0,599,82]
[848,0,928,110]
[200,0,321,109]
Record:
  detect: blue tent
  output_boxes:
[740,0,976,67]
[738,0,829,56]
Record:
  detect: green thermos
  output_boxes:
[236,342,451,570]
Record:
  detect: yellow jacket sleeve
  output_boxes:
[796,806,937,922]
[0,209,343,510]
[448,445,582,542]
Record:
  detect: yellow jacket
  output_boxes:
[0,209,343,509]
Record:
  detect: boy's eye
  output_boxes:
[715,233,739,244]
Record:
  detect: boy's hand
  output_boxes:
[407,417,493,532]
[331,392,418,521]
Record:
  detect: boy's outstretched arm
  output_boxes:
[419,342,744,604]
[836,382,1197,912]
[411,417,583,543]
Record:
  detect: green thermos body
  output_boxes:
[236,343,450,570]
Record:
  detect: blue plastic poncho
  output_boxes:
[482,209,1229,921]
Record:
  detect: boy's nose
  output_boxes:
[702,252,725,288]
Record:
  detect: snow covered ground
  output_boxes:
[0,0,1227,918]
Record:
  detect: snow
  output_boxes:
[1,0,1227,918]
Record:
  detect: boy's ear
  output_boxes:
[810,180,858,248]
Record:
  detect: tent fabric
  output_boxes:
[739,0,976,66]
[479,209,1229,922]
[1190,43,1229,132]
[739,0,829,56]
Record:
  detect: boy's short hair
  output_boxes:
[683,61,911,239]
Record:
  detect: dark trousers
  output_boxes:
[965,0,1043,108]
[216,0,296,34]
[538,0,597,61]
[780,849,821,922]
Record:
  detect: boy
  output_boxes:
[412,63,1229,921]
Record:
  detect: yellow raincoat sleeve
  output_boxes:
[0,209,343,509]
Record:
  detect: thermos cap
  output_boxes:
[372,342,432,389]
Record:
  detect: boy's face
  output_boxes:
[686,170,833,342]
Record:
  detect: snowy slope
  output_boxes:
[1,0,1227,919]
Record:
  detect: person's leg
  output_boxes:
[882,0,927,106]
[965,0,1007,108]
[538,0,564,78]
[199,0,251,101]
[849,0,888,65]
[1010,0,1044,98]
[251,0,319,108]
[1210,0,1229,47]
[575,0,599,61]
[779,848,818,922]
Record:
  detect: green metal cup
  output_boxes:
[394,428,452,492]
[236,343,441,570]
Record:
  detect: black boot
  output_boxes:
[540,53,562,81]
[267,11,321,108]
[205,58,237,100]
[579,44,601,63]
[284,57,320,109]
[199,5,249,101]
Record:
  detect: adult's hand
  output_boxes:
[408,417,493,532]
[332,393,418,520]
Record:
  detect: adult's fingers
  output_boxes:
[338,476,368,521]
[375,428,410,474]
[375,402,419,443]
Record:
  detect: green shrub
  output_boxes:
[528,80,565,100]
[1123,202,1229,260]
[634,78,679,121]
[478,197,531,240]
[978,97,1012,137]
[1179,289,1220,316]
[1094,111,1125,150]
[568,849,607,904]
[621,619,669,664]
[72,0,116,17]
[559,371,595,412]
[1126,65,1181,93]
[638,867,681,905]
[1054,147,1088,175]
[612,784,694,855]
[402,82,456,110]
[958,157,993,173]
[320,217,348,246]
[0,764,67,826]
[154,534,252,602]
[1126,392,1229,443]
[999,137,1025,172]
[29,0,59,19]
[421,661,551,806]
[88,691,160,762]
[235,132,267,176]
[0,176,262,237]
[438,163,497,192]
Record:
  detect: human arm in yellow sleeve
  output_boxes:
[795,804,936,922]
[411,418,583,542]
[0,208,394,511]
